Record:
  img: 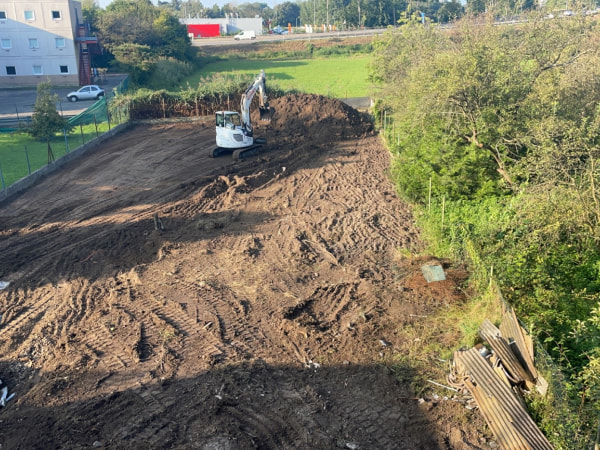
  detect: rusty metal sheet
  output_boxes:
[500,305,538,381]
[454,348,553,450]
[479,319,534,387]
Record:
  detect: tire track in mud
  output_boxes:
[75,282,139,377]
[114,380,180,444]
[169,277,274,364]
[0,124,226,285]
[0,289,55,353]
[136,277,230,367]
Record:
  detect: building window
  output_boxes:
[51,10,61,20]
[28,38,39,49]
[33,65,43,75]
[6,66,16,75]
[55,37,65,48]
[24,10,35,21]
[1,39,11,49]
[0,11,6,20]
[60,65,69,74]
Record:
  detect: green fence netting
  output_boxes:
[67,96,108,126]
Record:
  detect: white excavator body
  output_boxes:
[211,70,273,159]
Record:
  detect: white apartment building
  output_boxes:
[0,0,98,88]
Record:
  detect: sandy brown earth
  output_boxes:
[0,94,492,449]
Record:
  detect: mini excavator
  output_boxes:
[210,70,273,160]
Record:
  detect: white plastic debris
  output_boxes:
[305,360,320,369]
[0,281,9,290]
[379,339,391,348]
[0,386,8,407]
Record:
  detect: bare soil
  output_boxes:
[0,94,491,449]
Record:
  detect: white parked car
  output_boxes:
[66,85,105,102]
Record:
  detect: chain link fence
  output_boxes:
[0,77,130,192]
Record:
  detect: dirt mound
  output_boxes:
[253,93,373,145]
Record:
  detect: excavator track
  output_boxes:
[232,144,263,161]
[210,139,267,160]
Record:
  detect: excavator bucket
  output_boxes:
[259,105,274,122]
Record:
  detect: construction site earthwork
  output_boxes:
[0,58,517,448]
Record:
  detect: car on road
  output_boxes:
[234,30,256,40]
[271,26,288,35]
[66,85,105,102]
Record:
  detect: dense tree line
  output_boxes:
[82,0,194,86]
[370,10,600,447]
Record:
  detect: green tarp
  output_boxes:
[67,96,108,126]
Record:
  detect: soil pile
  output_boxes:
[263,93,373,141]
[0,96,491,448]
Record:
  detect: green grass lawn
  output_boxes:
[180,56,372,99]
[0,123,111,188]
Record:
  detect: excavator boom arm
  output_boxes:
[240,70,270,134]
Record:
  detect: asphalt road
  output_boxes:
[192,27,386,47]
[0,74,128,125]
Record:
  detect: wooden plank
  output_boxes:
[454,348,553,450]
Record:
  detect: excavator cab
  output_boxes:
[216,111,241,129]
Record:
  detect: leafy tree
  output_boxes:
[98,0,160,49]
[436,1,464,22]
[275,2,301,26]
[371,10,600,443]
[238,2,270,19]
[206,4,223,18]
[94,0,192,84]
[29,82,70,163]
[153,10,191,60]
[466,0,485,14]
[370,11,597,199]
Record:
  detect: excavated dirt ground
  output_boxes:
[0,94,492,449]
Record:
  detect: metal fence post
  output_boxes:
[0,161,5,191]
[25,145,31,174]
[107,97,111,130]
[63,129,69,154]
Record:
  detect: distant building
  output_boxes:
[181,16,263,38]
[0,0,100,88]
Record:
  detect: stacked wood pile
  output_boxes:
[450,304,552,450]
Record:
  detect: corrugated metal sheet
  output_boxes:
[479,319,535,388]
[454,348,553,450]
[499,305,538,381]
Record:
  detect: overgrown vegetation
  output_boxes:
[371,10,600,448]
[127,74,290,120]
